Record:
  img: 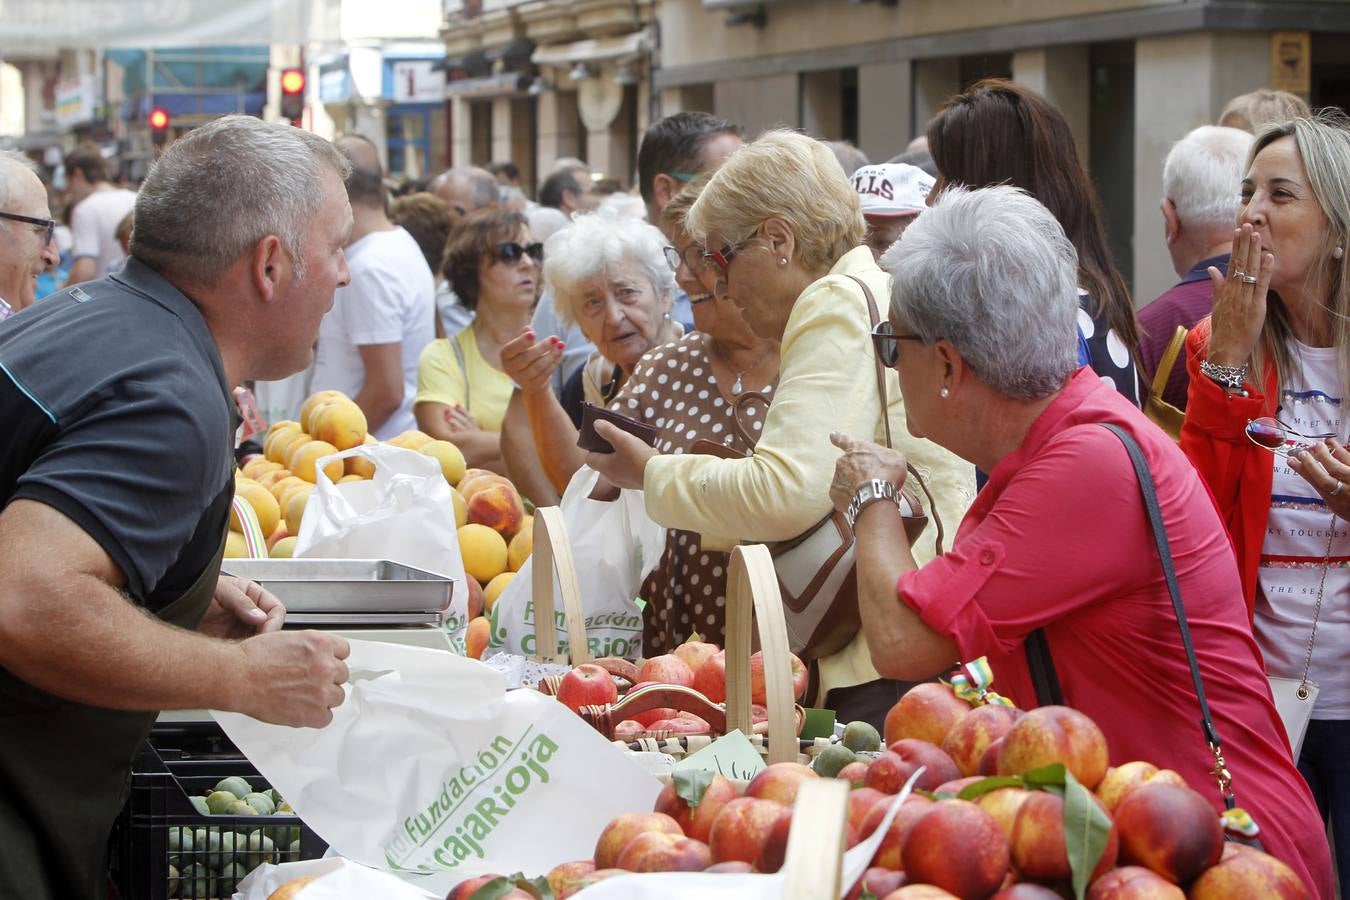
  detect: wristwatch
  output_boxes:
[846,479,901,530]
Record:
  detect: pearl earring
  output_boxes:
[1335,246,1345,260]
[940,387,950,398]
[778,257,788,266]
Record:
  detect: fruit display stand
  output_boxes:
[523,509,804,758]
[108,726,328,900]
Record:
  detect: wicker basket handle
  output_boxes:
[724,544,797,764]
[529,505,591,665]
[783,778,850,898]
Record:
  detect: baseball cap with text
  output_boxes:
[850,163,934,217]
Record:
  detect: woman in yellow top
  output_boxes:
[587,130,975,727]
[415,209,541,474]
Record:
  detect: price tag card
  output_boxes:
[672,729,767,783]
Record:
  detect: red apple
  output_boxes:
[446,874,505,899]
[979,736,1006,775]
[846,787,889,837]
[882,888,959,899]
[863,795,934,870]
[996,705,1109,790]
[638,654,695,688]
[837,761,869,786]
[708,797,791,864]
[900,800,1010,899]
[1114,781,1223,884]
[556,663,618,713]
[975,787,1032,842]
[884,682,971,747]
[1010,788,1118,883]
[692,650,727,703]
[745,761,819,807]
[614,719,644,740]
[1187,845,1306,899]
[627,681,679,728]
[616,831,712,872]
[544,861,596,899]
[465,574,484,620]
[1096,762,1188,815]
[673,640,721,674]
[704,861,754,873]
[558,869,626,898]
[877,738,962,792]
[1087,865,1185,899]
[686,774,742,844]
[846,867,908,900]
[934,776,984,796]
[593,812,682,870]
[645,716,711,735]
[756,809,795,873]
[942,705,1021,777]
[749,649,809,703]
[991,886,1066,899]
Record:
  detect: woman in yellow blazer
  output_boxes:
[587,130,975,726]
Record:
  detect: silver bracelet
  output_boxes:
[1199,358,1249,392]
[846,479,900,531]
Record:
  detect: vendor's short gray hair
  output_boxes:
[544,207,677,327]
[130,116,350,284]
[882,185,1079,401]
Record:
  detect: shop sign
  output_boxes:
[392,60,446,103]
[1270,31,1310,95]
[56,76,97,127]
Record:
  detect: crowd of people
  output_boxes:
[0,83,1346,899]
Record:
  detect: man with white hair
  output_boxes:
[0,150,60,318]
[0,117,353,900]
[1139,125,1253,410]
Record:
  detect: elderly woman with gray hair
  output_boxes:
[829,184,1333,897]
[499,206,683,494]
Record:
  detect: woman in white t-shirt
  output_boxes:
[1181,114,1350,895]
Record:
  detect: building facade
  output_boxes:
[441,0,1350,306]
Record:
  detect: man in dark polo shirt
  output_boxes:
[1138,124,1252,410]
[0,116,356,900]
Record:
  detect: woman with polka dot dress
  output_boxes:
[610,175,782,651]
[927,79,1141,405]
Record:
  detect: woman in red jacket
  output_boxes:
[1181,114,1350,896]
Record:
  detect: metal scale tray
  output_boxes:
[220,559,454,626]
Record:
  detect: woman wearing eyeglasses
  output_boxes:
[830,184,1332,898]
[1181,115,1350,894]
[585,130,974,725]
[414,209,542,473]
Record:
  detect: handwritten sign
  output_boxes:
[672,729,767,784]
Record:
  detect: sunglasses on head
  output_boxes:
[495,241,543,265]
[871,320,926,368]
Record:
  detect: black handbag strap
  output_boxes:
[1026,423,1235,808]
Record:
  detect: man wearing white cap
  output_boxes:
[850,162,934,262]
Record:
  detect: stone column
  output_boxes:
[535,86,581,182]
[1013,45,1090,159]
[1132,31,1268,304]
[801,69,843,140]
[713,73,796,137]
[858,60,912,162]
[449,93,473,167]
[912,57,959,139]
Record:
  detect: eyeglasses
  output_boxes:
[703,243,744,277]
[668,172,697,183]
[871,320,926,368]
[663,244,709,275]
[494,241,543,266]
[1245,416,1336,457]
[0,211,56,247]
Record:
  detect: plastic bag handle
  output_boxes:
[530,506,592,665]
[724,544,797,764]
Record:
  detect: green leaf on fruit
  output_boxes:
[673,767,714,809]
[956,775,1026,801]
[469,874,555,900]
[1063,770,1112,900]
[1020,763,1068,789]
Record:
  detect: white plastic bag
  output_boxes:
[294,443,469,647]
[214,640,663,896]
[489,467,666,659]
[233,857,437,899]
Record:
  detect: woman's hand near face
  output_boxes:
[1206,223,1275,368]
[499,328,564,395]
[1289,439,1350,519]
[828,432,910,513]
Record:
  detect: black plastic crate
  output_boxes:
[109,725,327,900]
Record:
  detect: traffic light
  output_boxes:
[149,107,170,145]
[279,68,305,124]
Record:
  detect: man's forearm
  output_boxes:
[354,383,401,433]
[853,500,957,679]
[0,571,245,713]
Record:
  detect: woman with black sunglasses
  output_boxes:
[413,209,542,474]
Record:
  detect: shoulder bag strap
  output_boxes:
[450,333,471,411]
[1098,422,1237,808]
[845,273,944,554]
[1025,629,1064,707]
[1150,326,1188,399]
